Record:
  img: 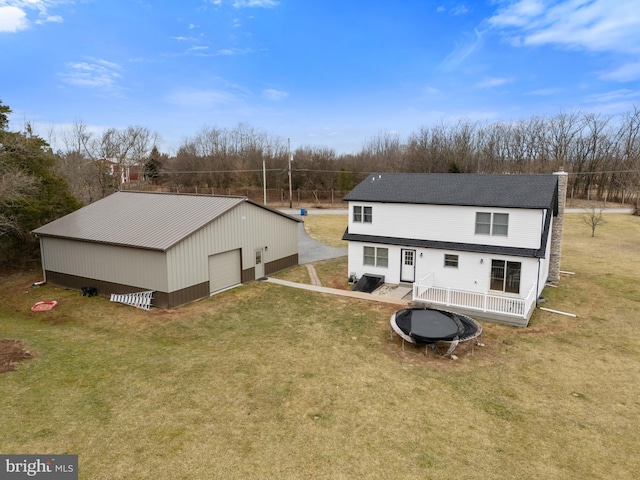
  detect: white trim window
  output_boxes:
[363,246,388,267]
[444,254,459,268]
[475,212,509,236]
[353,205,372,223]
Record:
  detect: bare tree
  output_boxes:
[582,204,606,237]
[0,168,38,237]
[98,126,160,178]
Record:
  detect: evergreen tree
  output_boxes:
[0,100,81,268]
[144,146,162,184]
[337,168,354,191]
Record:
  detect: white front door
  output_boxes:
[400,249,416,283]
[255,248,265,279]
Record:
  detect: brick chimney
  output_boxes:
[549,168,568,283]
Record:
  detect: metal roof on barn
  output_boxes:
[343,173,559,210]
[33,191,299,251]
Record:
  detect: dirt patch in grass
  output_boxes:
[0,339,33,373]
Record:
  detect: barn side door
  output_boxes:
[254,248,265,279]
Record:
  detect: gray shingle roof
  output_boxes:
[32,191,298,251]
[343,173,558,210]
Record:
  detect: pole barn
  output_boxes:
[33,191,301,308]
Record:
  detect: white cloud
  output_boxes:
[450,5,469,16]
[0,1,66,33]
[440,28,484,70]
[578,88,640,116]
[0,6,28,32]
[263,88,288,101]
[232,0,279,8]
[436,4,470,16]
[36,14,63,24]
[164,88,244,108]
[528,87,563,96]
[215,47,250,56]
[476,77,513,88]
[58,59,123,90]
[489,0,545,28]
[585,88,640,105]
[599,62,640,83]
[489,0,640,54]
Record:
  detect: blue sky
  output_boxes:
[2,0,640,154]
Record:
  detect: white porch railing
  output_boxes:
[412,272,537,320]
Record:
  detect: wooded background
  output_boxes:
[53,109,640,208]
[2,98,640,267]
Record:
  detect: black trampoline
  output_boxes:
[390,307,483,357]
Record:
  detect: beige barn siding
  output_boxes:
[40,237,169,291]
[166,203,299,292]
[233,202,299,270]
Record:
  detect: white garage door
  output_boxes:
[208,249,241,294]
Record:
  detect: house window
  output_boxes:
[353,205,372,223]
[363,246,388,267]
[490,260,521,294]
[444,254,459,268]
[492,213,509,236]
[404,250,415,266]
[476,212,509,236]
[377,247,388,267]
[363,246,375,265]
[475,212,491,235]
[353,206,362,222]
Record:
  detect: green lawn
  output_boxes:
[1,214,639,479]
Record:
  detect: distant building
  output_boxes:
[96,159,142,184]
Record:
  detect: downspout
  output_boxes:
[36,235,47,283]
[536,209,545,302]
[536,257,541,303]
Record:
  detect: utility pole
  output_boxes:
[262,159,267,205]
[288,138,293,208]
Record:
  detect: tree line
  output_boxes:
[51,107,640,207]
[2,98,640,268]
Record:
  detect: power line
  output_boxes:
[158,167,640,175]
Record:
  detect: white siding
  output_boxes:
[348,203,545,250]
[348,241,541,297]
[40,237,168,291]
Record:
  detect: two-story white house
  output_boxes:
[342,171,568,327]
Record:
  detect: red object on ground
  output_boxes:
[31,301,58,312]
